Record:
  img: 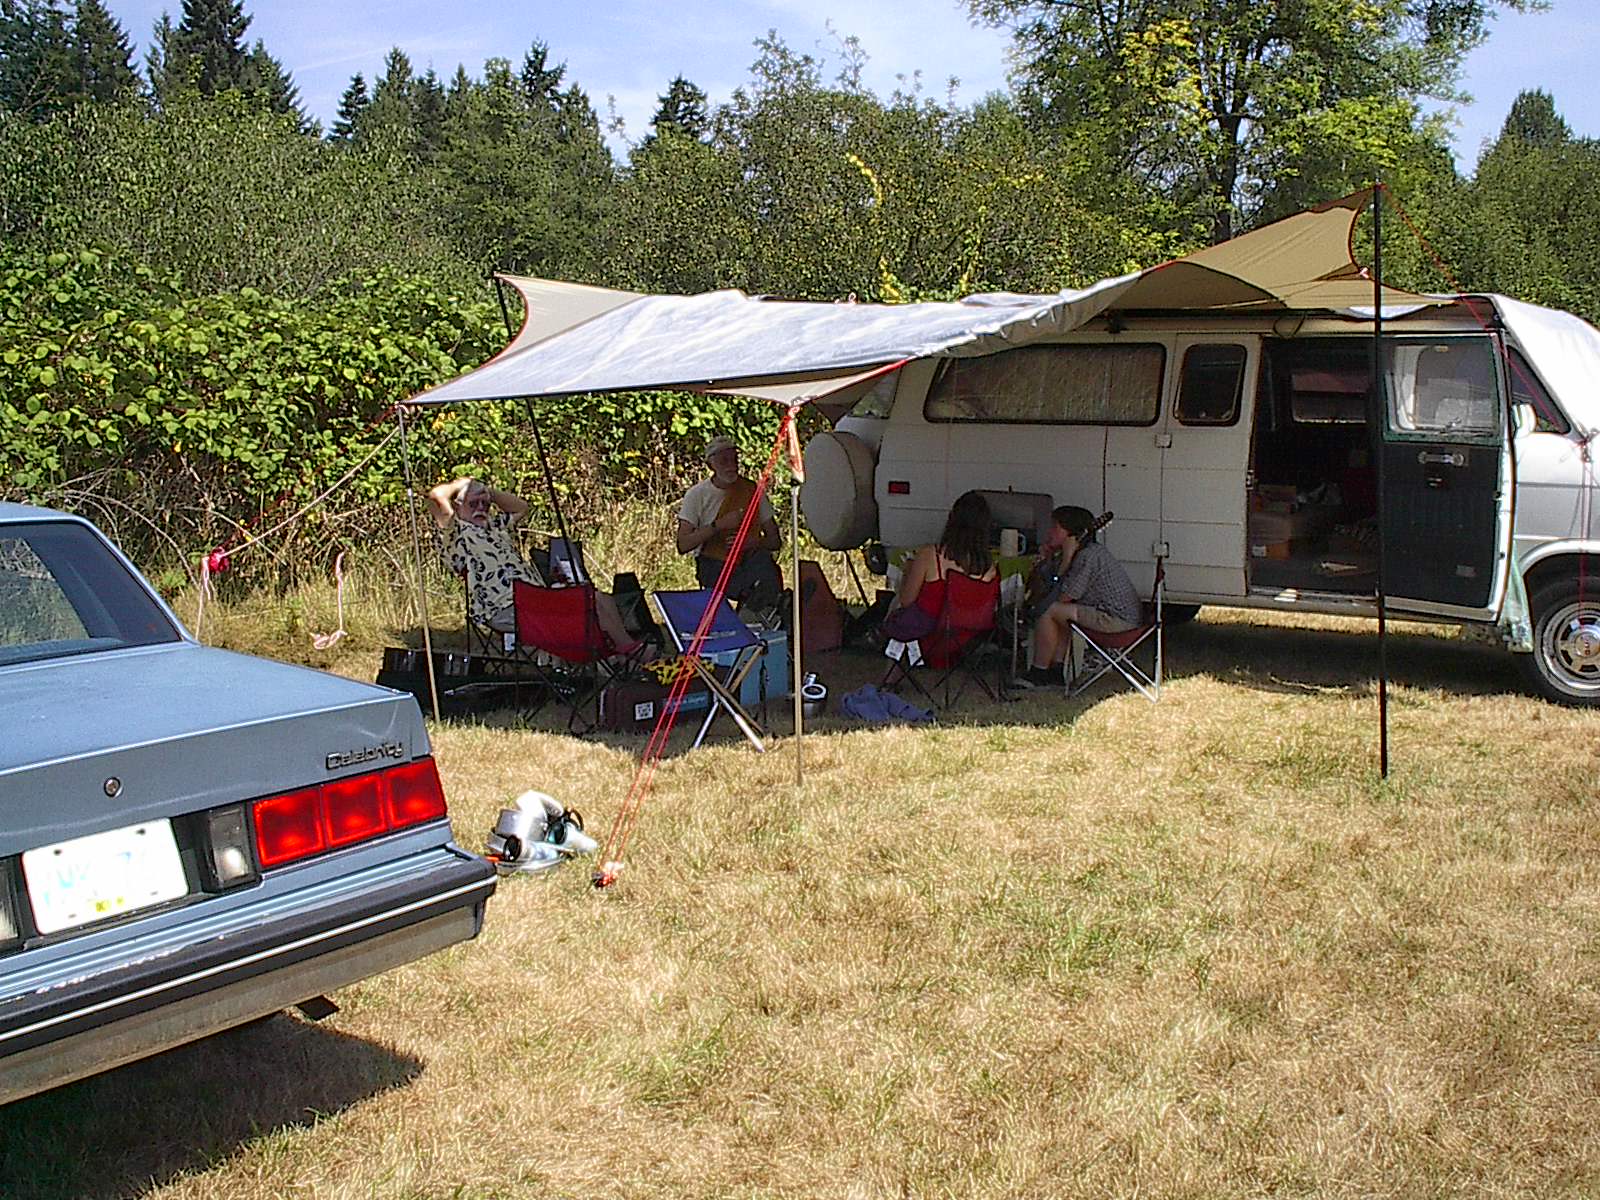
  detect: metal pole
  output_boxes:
[523,400,574,560]
[397,406,442,724]
[791,480,803,787]
[1371,183,1390,779]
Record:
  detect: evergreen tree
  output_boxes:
[174,0,250,97]
[144,12,184,106]
[244,37,305,127]
[1499,89,1570,148]
[0,0,76,118]
[331,72,368,143]
[413,67,446,156]
[71,0,136,103]
[650,75,709,142]
[362,46,416,144]
[519,41,563,111]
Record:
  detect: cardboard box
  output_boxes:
[1248,507,1333,543]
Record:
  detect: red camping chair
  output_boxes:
[1066,560,1164,703]
[884,570,1004,710]
[512,580,646,734]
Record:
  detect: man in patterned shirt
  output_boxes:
[428,476,636,649]
[1016,505,1141,689]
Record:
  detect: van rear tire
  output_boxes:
[1520,577,1600,705]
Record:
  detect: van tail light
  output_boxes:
[251,758,448,870]
[887,480,910,495]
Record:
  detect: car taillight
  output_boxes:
[386,758,447,827]
[323,773,388,847]
[254,786,326,867]
[250,759,448,870]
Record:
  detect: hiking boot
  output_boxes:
[1011,664,1060,690]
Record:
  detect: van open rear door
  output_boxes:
[1378,336,1509,618]
[1157,337,1259,597]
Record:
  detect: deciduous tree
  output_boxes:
[972,0,1537,242]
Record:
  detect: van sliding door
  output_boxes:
[1379,337,1506,616]
[1159,338,1258,597]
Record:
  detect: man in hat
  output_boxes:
[675,436,783,607]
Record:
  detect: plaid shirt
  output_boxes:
[1060,541,1142,625]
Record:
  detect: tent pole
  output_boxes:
[498,280,577,565]
[397,405,442,724]
[523,399,574,564]
[791,479,804,786]
[1371,182,1390,779]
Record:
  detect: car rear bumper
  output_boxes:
[0,848,495,1105]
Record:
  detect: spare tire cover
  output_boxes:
[801,430,878,550]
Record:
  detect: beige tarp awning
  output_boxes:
[406,189,1450,408]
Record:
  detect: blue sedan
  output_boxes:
[0,503,495,1104]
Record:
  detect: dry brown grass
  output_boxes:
[4,572,1600,1198]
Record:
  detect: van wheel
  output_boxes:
[1520,578,1600,705]
[1164,604,1201,625]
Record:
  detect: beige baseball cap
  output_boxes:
[704,436,737,460]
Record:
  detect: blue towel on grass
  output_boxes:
[840,684,934,724]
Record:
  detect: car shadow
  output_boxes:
[0,1014,422,1200]
[1163,615,1519,699]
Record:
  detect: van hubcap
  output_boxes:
[1544,601,1600,692]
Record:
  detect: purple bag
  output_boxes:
[882,604,937,641]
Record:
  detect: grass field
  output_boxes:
[3,598,1598,1199]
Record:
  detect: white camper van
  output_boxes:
[405,191,1596,706]
[803,296,1600,705]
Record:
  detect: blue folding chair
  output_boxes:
[653,589,767,751]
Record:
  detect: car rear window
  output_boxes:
[0,522,182,666]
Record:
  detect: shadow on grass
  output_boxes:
[0,1014,421,1200]
[1165,615,1518,700]
[383,612,1533,750]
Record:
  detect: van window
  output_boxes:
[1176,344,1246,425]
[1506,347,1570,435]
[849,373,897,419]
[924,344,1164,425]
[1386,339,1500,440]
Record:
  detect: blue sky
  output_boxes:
[108,0,1595,175]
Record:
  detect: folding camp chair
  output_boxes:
[512,580,647,734]
[653,589,768,751]
[883,570,1004,710]
[453,535,552,673]
[1066,560,1164,702]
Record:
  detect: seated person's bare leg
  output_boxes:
[1031,605,1077,669]
[593,592,635,649]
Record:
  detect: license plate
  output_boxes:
[23,820,189,935]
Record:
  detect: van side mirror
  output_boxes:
[1514,402,1537,436]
